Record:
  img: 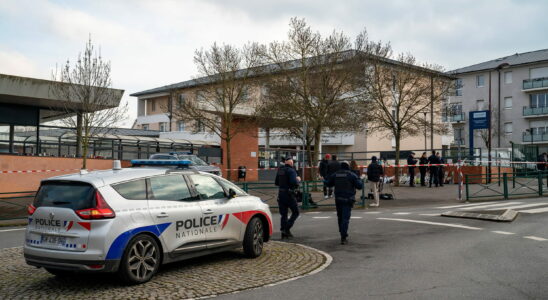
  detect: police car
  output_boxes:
[24,160,272,284]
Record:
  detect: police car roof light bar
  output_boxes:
[130,159,192,168]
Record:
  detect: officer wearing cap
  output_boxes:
[326,161,363,245]
[274,158,301,239]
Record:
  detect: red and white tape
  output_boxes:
[0,169,98,174]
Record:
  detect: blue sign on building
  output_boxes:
[469,110,491,155]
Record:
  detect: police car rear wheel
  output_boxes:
[243,217,264,258]
[118,235,160,284]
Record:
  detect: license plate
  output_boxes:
[40,235,67,246]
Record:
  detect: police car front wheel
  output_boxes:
[243,217,264,258]
[118,234,161,284]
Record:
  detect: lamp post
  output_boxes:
[423,111,427,152]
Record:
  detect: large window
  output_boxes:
[112,179,147,200]
[476,75,485,87]
[189,174,226,200]
[159,122,167,132]
[142,124,149,131]
[178,121,185,132]
[151,100,156,112]
[178,94,186,108]
[149,175,194,201]
[530,93,548,108]
[504,97,513,109]
[504,122,513,134]
[455,79,463,96]
[504,71,512,84]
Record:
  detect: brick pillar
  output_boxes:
[221,117,258,181]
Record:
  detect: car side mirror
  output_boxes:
[228,188,237,199]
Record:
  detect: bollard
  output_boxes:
[538,172,543,196]
[465,174,470,201]
[503,173,509,199]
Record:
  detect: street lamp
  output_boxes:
[488,62,510,181]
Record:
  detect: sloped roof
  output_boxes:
[451,48,548,74]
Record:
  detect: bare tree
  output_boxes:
[361,52,453,185]
[256,18,369,174]
[172,42,263,179]
[50,38,126,169]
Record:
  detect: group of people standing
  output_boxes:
[407,150,446,188]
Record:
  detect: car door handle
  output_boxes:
[203,209,214,215]
[157,212,169,218]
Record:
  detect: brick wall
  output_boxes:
[221,118,258,181]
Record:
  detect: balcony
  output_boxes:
[442,113,465,123]
[523,133,548,143]
[523,77,548,91]
[523,106,548,117]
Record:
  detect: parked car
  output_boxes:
[24,160,272,284]
[149,152,222,176]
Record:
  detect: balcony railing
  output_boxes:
[523,106,548,116]
[523,77,548,90]
[523,133,548,143]
[442,113,465,123]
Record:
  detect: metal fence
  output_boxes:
[0,191,35,221]
[465,171,548,201]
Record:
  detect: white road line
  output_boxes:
[350,216,362,219]
[304,212,322,214]
[393,212,411,215]
[312,216,331,219]
[492,231,515,235]
[487,203,548,210]
[419,213,440,216]
[0,228,26,233]
[523,236,548,241]
[518,207,548,214]
[436,202,491,209]
[364,211,381,214]
[377,217,483,230]
[460,202,522,210]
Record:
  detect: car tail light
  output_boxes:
[76,191,116,220]
[27,204,36,216]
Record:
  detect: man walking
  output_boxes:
[407,152,418,187]
[326,154,341,198]
[419,152,428,187]
[319,154,331,199]
[437,152,445,187]
[367,156,384,207]
[326,161,363,245]
[428,151,440,187]
[274,158,301,239]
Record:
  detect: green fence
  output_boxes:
[240,179,368,209]
[465,171,548,201]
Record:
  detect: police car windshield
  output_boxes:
[34,181,95,210]
[177,155,208,166]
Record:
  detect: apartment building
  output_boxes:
[447,49,548,153]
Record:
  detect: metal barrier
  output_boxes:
[240,179,368,209]
[0,191,35,220]
[465,171,548,201]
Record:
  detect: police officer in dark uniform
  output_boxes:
[407,152,418,187]
[326,161,363,245]
[419,152,428,187]
[428,150,440,187]
[274,158,301,239]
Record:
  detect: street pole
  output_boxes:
[488,71,492,183]
[456,120,463,202]
[423,111,427,152]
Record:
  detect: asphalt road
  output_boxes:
[2,197,548,299]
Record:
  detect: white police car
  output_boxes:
[24,160,273,284]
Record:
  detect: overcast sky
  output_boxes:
[1,0,547,127]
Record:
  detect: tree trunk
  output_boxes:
[226,137,232,180]
[311,128,322,179]
[394,132,401,187]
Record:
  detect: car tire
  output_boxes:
[118,234,161,285]
[243,216,264,258]
[45,268,74,277]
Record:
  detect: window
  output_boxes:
[112,179,147,200]
[142,124,149,131]
[476,99,485,110]
[151,100,156,112]
[454,127,464,145]
[196,120,205,132]
[530,93,548,108]
[178,121,185,132]
[530,67,548,79]
[476,75,485,87]
[504,97,512,109]
[178,94,185,107]
[34,181,95,210]
[504,122,513,134]
[504,71,512,84]
[189,174,226,200]
[217,177,247,196]
[149,175,194,201]
[159,122,167,132]
[455,79,463,96]
[196,90,205,102]
[240,87,249,102]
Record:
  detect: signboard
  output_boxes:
[469,110,491,155]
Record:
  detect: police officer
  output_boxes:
[326,161,363,245]
[419,152,428,187]
[407,152,418,187]
[274,158,301,239]
[428,150,440,187]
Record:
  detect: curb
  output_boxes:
[441,209,518,222]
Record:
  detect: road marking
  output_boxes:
[312,216,331,219]
[364,211,381,214]
[492,231,515,235]
[0,228,26,233]
[437,202,491,209]
[304,212,322,214]
[487,203,548,210]
[393,212,411,215]
[419,213,440,216]
[377,218,483,230]
[350,216,362,219]
[518,207,548,214]
[460,202,522,210]
[523,236,548,241]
